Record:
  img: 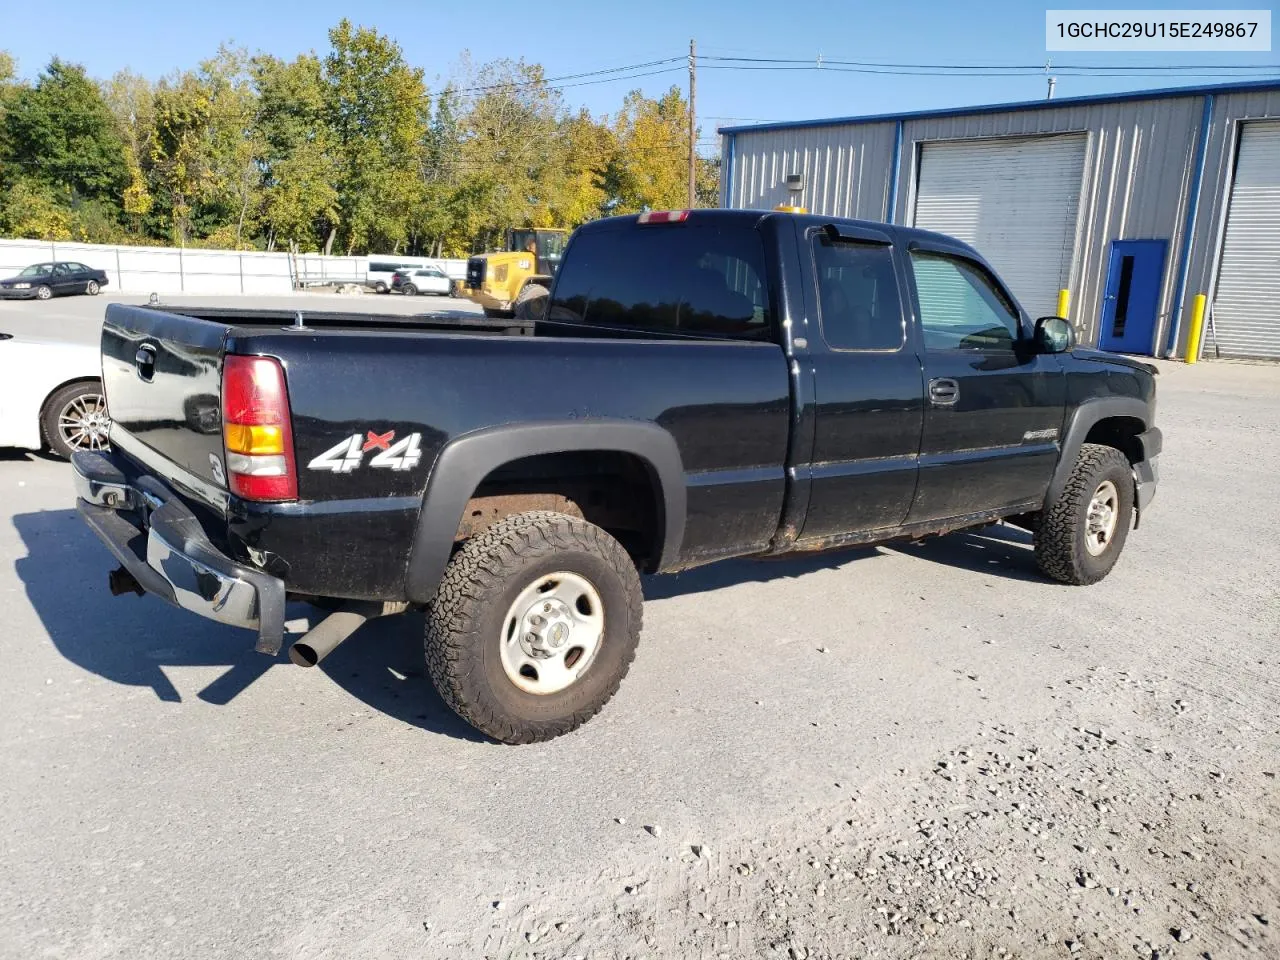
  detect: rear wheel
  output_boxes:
[1034,443,1133,585]
[36,285,52,301]
[374,281,388,294]
[42,380,110,458]
[424,511,643,744]
[86,280,100,296]
[513,283,549,322]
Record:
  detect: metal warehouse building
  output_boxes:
[718,79,1280,360]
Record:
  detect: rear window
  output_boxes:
[548,224,772,340]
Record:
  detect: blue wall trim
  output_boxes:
[1165,93,1215,357]
[717,77,1278,135]
[886,120,904,224]
[725,133,736,207]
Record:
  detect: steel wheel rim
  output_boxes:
[499,571,604,695]
[58,393,111,451]
[1084,479,1119,556]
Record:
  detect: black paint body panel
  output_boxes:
[92,211,1159,603]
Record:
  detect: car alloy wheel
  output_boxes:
[58,391,111,451]
[36,285,52,300]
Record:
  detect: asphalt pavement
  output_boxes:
[1,296,1277,959]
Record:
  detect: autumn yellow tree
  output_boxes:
[605,86,695,214]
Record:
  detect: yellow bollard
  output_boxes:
[1185,294,1207,364]
[1056,288,1070,320]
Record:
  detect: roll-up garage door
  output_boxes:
[1210,121,1280,360]
[913,134,1087,322]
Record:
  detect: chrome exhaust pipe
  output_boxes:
[288,602,388,668]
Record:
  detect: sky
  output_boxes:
[5,0,1277,145]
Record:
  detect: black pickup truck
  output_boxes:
[73,209,1161,743]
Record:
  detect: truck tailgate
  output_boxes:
[101,303,229,492]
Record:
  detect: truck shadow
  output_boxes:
[12,509,484,742]
[643,523,1039,600]
[15,510,1037,743]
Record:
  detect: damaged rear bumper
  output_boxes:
[71,450,287,654]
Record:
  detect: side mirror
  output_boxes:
[1035,316,1073,354]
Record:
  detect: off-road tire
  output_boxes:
[513,283,549,322]
[482,306,512,319]
[425,511,643,744]
[1034,443,1133,585]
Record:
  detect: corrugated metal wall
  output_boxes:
[1182,88,1280,359]
[723,95,1217,352]
[725,122,897,221]
[895,97,1202,351]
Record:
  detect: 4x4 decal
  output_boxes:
[308,430,423,473]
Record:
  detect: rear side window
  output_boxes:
[548,225,772,340]
[812,235,904,350]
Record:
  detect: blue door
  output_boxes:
[1098,240,1166,355]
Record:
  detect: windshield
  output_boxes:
[19,264,53,277]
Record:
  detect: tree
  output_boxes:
[104,70,157,228]
[149,71,214,244]
[0,177,73,240]
[323,19,427,254]
[254,53,338,251]
[604,86,695,214]
[1,59,129,205]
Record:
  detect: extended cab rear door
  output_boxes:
[794,223,926,541]
[903,239,1066,523]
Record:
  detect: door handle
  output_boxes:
[135,344,157,383]
[928,378,959,405]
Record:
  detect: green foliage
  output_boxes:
[1,59,128,202]
[0,33,715,255]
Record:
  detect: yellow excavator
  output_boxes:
[458,228,568,321]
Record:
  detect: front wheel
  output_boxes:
[425,511,643,744]
[36,285,52,301]
[1034,443,1134,585]
[402,283,418,297]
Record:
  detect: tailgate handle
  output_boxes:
[134,344,157,383]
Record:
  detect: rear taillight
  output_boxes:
[221,354,297,501]
[637,209,691,224]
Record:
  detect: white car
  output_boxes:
[394,265,453,296]
[0,333,109,458]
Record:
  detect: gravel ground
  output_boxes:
[0,328,1277,959]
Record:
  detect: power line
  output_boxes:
[449,58,683,94]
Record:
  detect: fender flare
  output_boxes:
[1047,397,1151,504]
[403,420,686,603]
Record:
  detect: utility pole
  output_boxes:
[688,38,697,208]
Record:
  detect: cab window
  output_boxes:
[811,235,904,350]
[548,224,772,340]
[910,252,1020,351]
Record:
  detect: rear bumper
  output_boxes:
[72,450,287,655]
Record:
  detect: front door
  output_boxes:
[905,245,1066,525]
[798,227,925,541]
[1098,240,1166,355]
